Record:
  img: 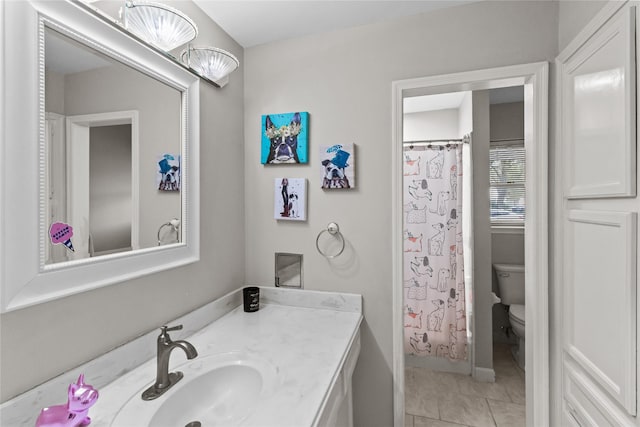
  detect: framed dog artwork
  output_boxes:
[320,143,355,189]
[261,112,309,164]
[274,178,307,221]
[157,153,180,191]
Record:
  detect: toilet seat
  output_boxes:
[509,304,525,325]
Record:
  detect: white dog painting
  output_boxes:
[274,178,307,221]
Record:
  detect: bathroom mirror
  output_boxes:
[275,253,303,288]
[1,1,200,312]
[44,26,183,263]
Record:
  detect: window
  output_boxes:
[490,142,525,225]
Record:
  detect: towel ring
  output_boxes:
[316,222,345,259]
[157,218,180,246]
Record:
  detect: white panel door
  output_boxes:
[557,3,638,423]
[564,210,636,414]
[563,6,636,199]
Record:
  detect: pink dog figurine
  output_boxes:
[36,374,99,427]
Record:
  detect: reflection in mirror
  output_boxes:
[275,253,303,288]
[90,124,132,255]
[44,26,182,265]
[157,218,181,246]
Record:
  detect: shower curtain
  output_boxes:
[403,143,467,361]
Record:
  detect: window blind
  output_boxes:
[490,144,525,223]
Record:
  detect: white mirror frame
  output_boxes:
[0,0,200,312]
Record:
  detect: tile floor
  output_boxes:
[405,343,525,427]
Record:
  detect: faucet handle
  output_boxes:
[158,325,183,342]
[160,324,183,334]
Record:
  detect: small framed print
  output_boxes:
[320,143,355,189]
[157,153,180,191]
[274,178,306,221]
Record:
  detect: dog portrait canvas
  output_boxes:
[274,178,307,221]
[157,153,180,191]
[261,112,309,164]
[320,143,355,189]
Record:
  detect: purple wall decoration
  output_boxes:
[49,222,75,252]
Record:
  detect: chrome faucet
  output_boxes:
[141,324,198,401]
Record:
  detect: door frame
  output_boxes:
[391,62,549,427]
[45,112,66,263]
[66,110,140,257]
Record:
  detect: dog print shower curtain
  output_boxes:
[403,144,467,361]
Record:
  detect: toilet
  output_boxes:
[493,263,525,370]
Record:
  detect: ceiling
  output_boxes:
[193,1,475,48]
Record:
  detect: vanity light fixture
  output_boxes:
[180,46,240,85]
[122,1,198,52]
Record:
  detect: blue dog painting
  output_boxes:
[157,154,180,191]
[320,143,355,189]
[261,112,309,164]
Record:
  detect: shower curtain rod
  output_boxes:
[403,138,464,144]
[403,138,468,149]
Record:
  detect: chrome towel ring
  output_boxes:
[157,218,180,246]
[316,222,345,259]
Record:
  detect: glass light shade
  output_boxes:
[181,47,239,82]
[123,1,198,52]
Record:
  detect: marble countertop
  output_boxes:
[1,287,362,427]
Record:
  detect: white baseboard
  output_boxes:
[406,354,471,375]
[473,367,496,383]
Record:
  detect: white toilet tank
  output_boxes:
[493,263,525,305]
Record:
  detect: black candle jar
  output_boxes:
[243,287,260,312]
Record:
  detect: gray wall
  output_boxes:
[490,101,524,141]
[45,70,64,114]
[489,101,525,342]
[558,1,608,52]
[244,2,558,425]
[403,108,460,141]
[471,90,493,369]
[0,1,245,402]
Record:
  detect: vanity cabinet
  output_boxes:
[0,287,363,427]
[557,2,639,426]
[317,331,361,427]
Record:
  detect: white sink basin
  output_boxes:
[111,352,278,427]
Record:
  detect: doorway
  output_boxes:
[392,62,549,427]
[65,110,140,259]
